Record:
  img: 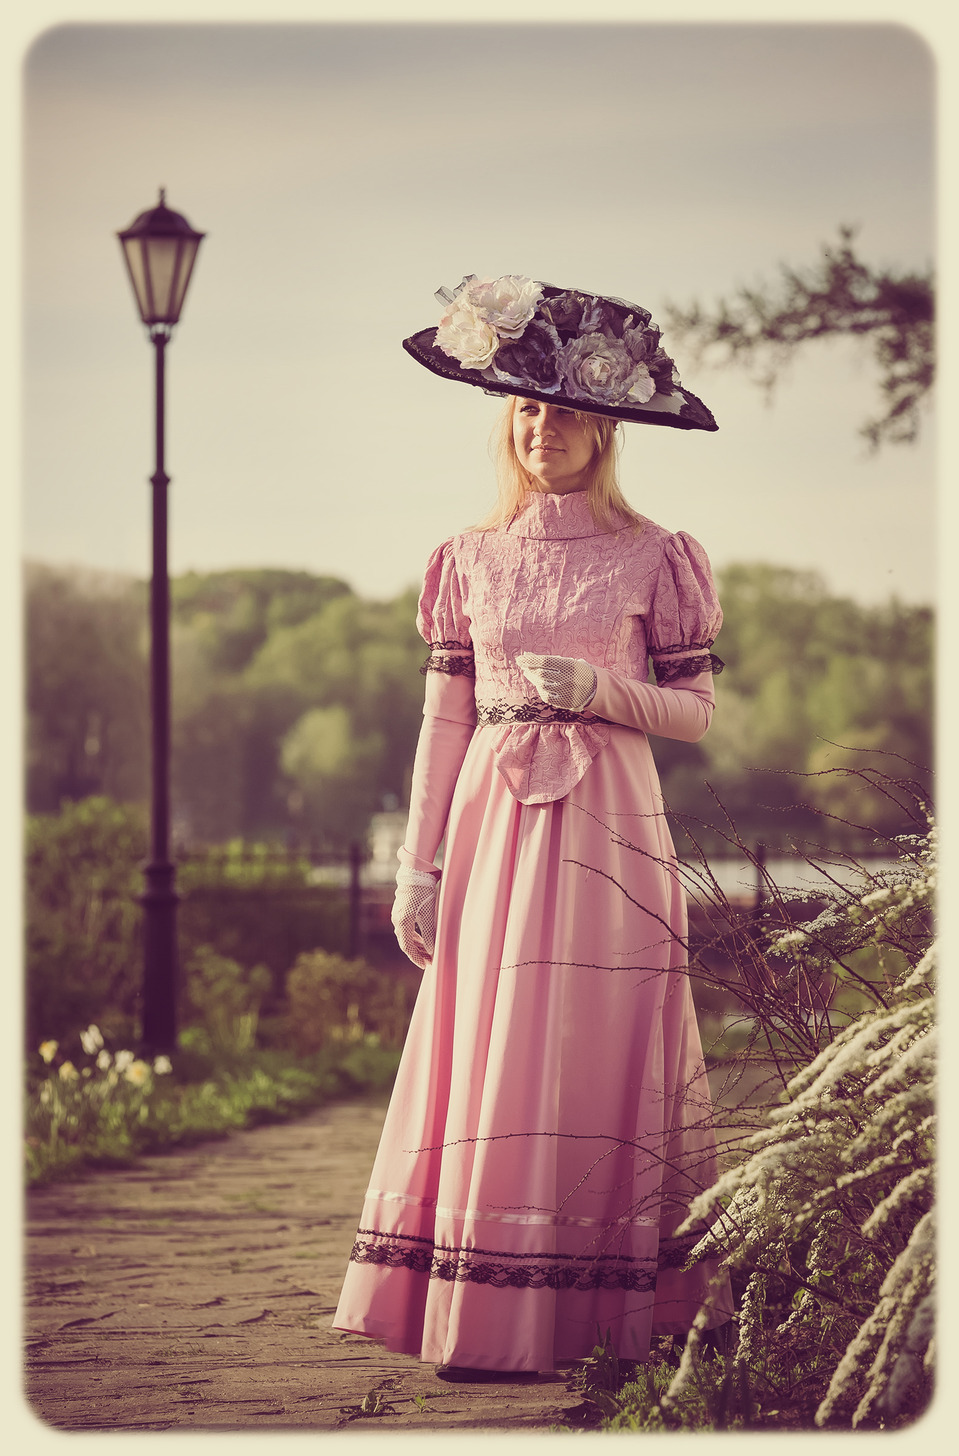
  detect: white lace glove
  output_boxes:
[516,653,598,712]
[391,867,440,969]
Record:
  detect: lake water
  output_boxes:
[684,855,901,906]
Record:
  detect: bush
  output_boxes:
[654,803,936,1430]
[25,797,355,1049]
[25,1021,401,1186]
[25,797,146,1047]
[182,945,272,1056]
[285,950,414,1054]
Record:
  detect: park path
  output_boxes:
[23,1093,584,1435]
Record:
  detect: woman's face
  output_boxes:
[511,398,596,494]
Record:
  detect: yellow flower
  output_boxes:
[122,1060,151,1087]
[58,1061,78,1081]
[38,1040,58,1064]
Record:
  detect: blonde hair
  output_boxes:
[475,397,644,533]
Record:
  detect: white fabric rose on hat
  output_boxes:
[469,275,544,338]
[626,362,657,404]
[436,294,499,370]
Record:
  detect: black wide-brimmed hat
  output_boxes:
[403,274,717,432]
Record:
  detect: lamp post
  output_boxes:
[117,189,205,1054]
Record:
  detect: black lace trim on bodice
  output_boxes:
[476,700,610,726]
[651,641,725,686]
[420,640,476,678]
[348,1227,705,1293]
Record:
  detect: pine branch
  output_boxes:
[664,228,934,450]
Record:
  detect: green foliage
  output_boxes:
[171,567,353,674]
[25,1022,401,1187]
[280,705,386,846]
[26,559,931,854]
[25,797,351,1049]
[25,796,147,1047]
[25,564,148,811]
[182,945,272,1055]
[247,588,425,847]
[285,950,415,1053]
[685,563,933,848]
[567,1331,754,1431]
[177,839,314,891]
[579,1356,758,1432]
[178,870,349,999]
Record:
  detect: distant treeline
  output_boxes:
[25,560,933,852]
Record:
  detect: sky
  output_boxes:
[19,11,939,607]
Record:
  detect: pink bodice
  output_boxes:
[418,491,721,804]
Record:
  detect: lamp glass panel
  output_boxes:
[121,238,151,322]
[144,238,180,322]
[169,240,200,320]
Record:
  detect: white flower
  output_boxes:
[96,1049,112,1071]
[468,274,543,338]
[114,1049,135,1073]
[80,1024,104,1055]
[58,1060,78,1081]
[435,295,499,370]
[775,930,808,948]
[38,1040,58,1064]
[122,1059,152,1088]
[153,1055,173,1075]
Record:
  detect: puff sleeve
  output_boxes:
[646,531,724,686]
[588,532,724,743]
[399,541,478,875]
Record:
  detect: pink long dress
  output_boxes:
[333,491,733,1370]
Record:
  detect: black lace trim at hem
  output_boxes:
[347,1227,704,1292]
[476,699,610,726]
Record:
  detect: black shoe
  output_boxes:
[435,1365,538,1383]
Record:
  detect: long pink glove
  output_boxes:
[589,665,716,743]
[397,668,476,876]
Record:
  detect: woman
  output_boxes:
[333,275,733,1379]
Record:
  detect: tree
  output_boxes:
[25,564,149,811]
[664,229,934,449]
[171,567,353,675]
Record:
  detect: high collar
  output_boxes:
[504,489,624,540]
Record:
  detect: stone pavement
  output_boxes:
[23,1094,585,1436]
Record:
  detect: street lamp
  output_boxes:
[117,189,205,1054]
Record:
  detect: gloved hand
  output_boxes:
[391,866,440,969]
[516,652,598,712]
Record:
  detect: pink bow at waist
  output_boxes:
[476,701,612,805]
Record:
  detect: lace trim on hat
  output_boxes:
[347,1226,703,1292]
[476,699,610,726]
[651,641,725,686]
[420,640,476,677]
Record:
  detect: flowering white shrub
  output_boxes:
[666,820,936,1429]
